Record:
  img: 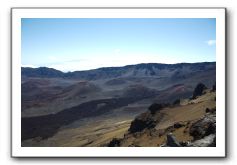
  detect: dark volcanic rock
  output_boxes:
[172,99,181,106]
[108,138,121,147]
[128,111,164,133]
[189,114,216,140]
[148,103,164,114]
[205,108,211,113]
[192,83,207,99]
[180,141,189,147]
[128,112,155,133]
[166,133,181,147]
[128,102,167,134]
[173,122,185,128]
[212,84,216,92]
[205,107,216,114]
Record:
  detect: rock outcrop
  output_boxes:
[163,112,216,147]
[107,85,216,147]
[128,111,164,133]
[166,133,182,147]
[172,99,181,106]
[189,114,216,140]
[187,134,216,147]
[212,84,216,92]
[108,138,121,147]
[205,107,216,114]
[148,103,164,114]
[192,83,207,99]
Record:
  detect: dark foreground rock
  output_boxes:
[128,111,164,133]
[173,122,185,128]
[192,83,207,99]
[148,103,164,114]
[166,133,181,147]
[108,138,121,147]
[189,114,216,140]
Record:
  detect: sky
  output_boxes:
[21,18,216,72]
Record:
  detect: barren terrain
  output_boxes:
[21,62,216,147]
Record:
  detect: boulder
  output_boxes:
[148,103,164,114]
[173,99,181,106]
[128,109,164,133]
[108,138,121,147]
[212,84,216,92]
[192,83,207,99]
[188,134,216,147]
[180,141,190,147]
[205,107,216,114]
[189,114,216,140]
[128,112,156,133]
[166,133,181,147]
[205,108,211,113]
[173,122,185,128]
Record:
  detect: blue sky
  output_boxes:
[21,18,216,72]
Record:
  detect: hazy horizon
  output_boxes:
[22,61,216,73]
[22,18,216,72]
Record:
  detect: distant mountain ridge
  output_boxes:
[22,62,216,80]
[22,67,64,78]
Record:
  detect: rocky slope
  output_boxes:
[107,84,216,147]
